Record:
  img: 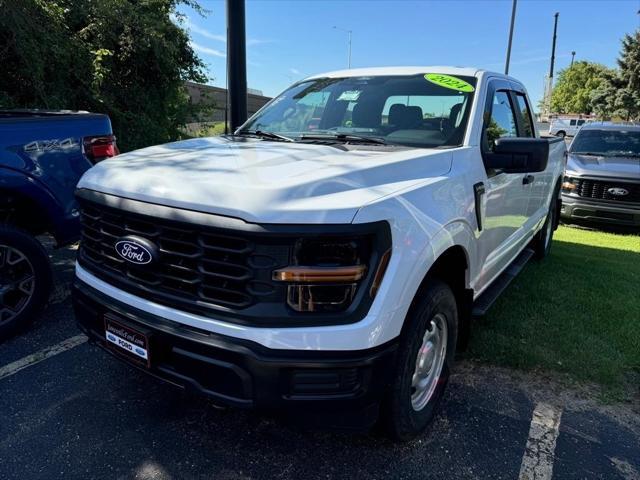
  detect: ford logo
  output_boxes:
[607,187,629,196]
[114,236,158,265]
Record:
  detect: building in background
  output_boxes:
[185,82,271,128]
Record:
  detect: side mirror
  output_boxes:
[484,137,549,173]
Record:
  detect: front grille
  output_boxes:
[77,198,290,318]
[575,178,640,204]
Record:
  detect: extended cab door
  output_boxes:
[475,80,533,290]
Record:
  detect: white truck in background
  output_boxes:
[73,67,566,440]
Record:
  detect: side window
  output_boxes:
[577,119,586,126]
[515,94,535,137]
[484,90,517,151]
[569,119,577,126]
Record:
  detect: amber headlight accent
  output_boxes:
[273,237,372,313]
[562,176,578,192]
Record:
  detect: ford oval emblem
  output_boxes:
[607,187,629,196]
[114,236,158,265]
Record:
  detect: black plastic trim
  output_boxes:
[75,188,392,328]
[73,280,398,410]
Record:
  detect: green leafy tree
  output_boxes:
[591,30,640,121]
[0,0,209,151]
[550,61,613,114]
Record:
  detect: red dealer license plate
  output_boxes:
[104,314,151,368]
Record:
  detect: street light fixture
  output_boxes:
[333,26,352,69]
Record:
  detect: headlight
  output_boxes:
[273,235,390,313]
[562,175,578,193]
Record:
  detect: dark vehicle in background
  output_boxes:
[0,110,117,339]
[561,123,640,227]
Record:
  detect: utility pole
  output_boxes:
[333,26,352,68]
[545,12,559,118]
[227,0,248,132]
[505,0,518,75]
[570,51,576,67]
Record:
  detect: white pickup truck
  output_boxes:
[73,67,566,440]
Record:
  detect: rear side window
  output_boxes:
[570,119,577,126]
[484,91,517,151]
[515,94,534,137]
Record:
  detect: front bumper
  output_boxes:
[561,195,640,226]
[73,279,398,422]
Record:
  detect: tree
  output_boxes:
[590,30,640,121]
[0,0,209,151]
[550,61,613,114]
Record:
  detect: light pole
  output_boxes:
[545,12,559,118]
[505,0,518,75]
[570,51,576,67]
[333,26,352,68]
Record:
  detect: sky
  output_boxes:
[177,0,640,107]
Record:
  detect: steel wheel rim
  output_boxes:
[411,313,448,411]
[0,244,36,325]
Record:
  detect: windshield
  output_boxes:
[240,73,477,148]
[570,129,640,157]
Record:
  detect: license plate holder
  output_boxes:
[104,314,151,368]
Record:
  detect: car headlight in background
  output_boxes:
[562,176,578,193]
[273,236,391,313]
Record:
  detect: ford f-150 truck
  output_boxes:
[561,123,640,226]
[73,67,565,440]
[0,110,117,339]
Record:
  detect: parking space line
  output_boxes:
[0,334,88,381]
[518,402,563,480]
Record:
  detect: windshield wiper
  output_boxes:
[299,133,387,145]
[570,151,607,156]
[235,130,294,142]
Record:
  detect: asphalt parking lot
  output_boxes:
[1,243,639,480]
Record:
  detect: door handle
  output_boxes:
[523,174,535,185]
[473,182,485,231]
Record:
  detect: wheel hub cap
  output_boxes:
[411,313,448,411]
[0,245,36,325]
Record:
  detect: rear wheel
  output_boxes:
[556,130,566,138]
[384,280,458,441]
[0,225,52,341]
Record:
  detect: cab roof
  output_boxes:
[305,66,505,81]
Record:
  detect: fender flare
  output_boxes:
[0,167,69,241]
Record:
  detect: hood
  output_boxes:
[566,153,640,180]
[78,136,453,224]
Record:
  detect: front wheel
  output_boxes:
[532,195,557,260]
[0,225,52,341]
[555,130,566,138]
[383,280,458,441]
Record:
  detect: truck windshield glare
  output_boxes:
[239,74,477,148]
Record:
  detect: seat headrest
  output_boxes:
[352,102,379,128]
[405,106,423,128]
[449,103,463,127]
[388,104,406,126]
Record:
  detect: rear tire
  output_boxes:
[383,280,458,441]
[532,195,557,260]
[556,130,566,138]
[0,225,52,341]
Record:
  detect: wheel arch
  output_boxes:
[401,244,473,351]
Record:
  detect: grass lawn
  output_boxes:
[467,225,640,397]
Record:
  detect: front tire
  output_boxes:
[556,130,566,138]
[384,280,458,441]
[532,195,557,260]
[0,225,52,341]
